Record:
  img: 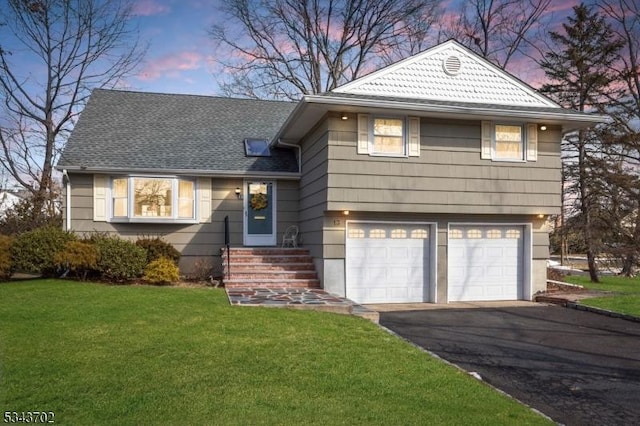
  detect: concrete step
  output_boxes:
[225,255,313,264]
[225,271,319,280]
[223,248,310,256]
[223,263,316,272]
[224,279,321,289]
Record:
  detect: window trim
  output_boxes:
[108,175,198,224]
[492,122,525,162]
[369,115,408,157]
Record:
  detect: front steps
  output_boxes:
[221,247,321,289]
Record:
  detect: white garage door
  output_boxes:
[448,225,524,302]
[346,222,431,304]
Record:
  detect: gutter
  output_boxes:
[55,167,301,180]
[275,139,301,173]
[303,94,609,125]
[62,169,71,231]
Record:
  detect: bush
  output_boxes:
[0,235,14,280]
[11,226,76,275]
[54,241,98,280]
[143,256,180,285]
[0,194,62,235]
[136,237,181,265]
[92,235,147,282]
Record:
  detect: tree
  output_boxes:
[436,0,552,70]
[209,0,442,100]
[539,3,624,282]
[0,0,144,214]
[596,0,640,275]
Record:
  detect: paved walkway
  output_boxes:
[225,287,379,322]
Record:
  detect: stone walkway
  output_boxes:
[225,287,379,322]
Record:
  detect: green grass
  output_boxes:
[0,280,550,425]
[564,275,640,317]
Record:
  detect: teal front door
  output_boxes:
[243,181,277,246]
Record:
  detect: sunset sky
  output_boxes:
[126,0,582,96]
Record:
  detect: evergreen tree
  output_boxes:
[539,3,623,282]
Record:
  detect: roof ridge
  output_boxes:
[92,88,296,105]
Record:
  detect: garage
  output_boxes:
[345,222,434,304]
[447,225,526,302]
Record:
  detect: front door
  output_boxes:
[243,181,277,246]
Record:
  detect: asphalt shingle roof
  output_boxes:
[58,89,298,174]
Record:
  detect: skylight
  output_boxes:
[244,138,271,157]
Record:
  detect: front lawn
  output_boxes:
[0,280,549,425]
[564,275,640,317]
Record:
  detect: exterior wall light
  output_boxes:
[341,113,348,120]
[342,210,350,216]
[235,187,241,199]
[540,125,547,131]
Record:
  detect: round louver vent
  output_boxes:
[443,55,462,75]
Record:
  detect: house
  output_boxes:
[56,40,605,304]
[0,188,29,217]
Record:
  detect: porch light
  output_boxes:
[235,187,241,199]
[537,214,545,219]
[341,113,348,120]
[342,210,350,216]
[540,125,547,131]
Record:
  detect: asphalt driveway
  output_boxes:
[379,303,640,426]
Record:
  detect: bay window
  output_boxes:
[110,176,196,222]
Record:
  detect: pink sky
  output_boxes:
[126,0,584,95]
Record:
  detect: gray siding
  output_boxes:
[326,115,562,215]
[66,173,298,276]
[298,118,329,260]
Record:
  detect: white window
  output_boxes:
[348,228,365,238]
[369,228,386,238]
[372,117,405,155]
[391,229,407,239]
[467,229,482,239]
[358,114,420,157]
[411,229,429,239]
[487,229,502,239]
[110,177,196,222]
[481,121,537,162]
[495,124,524,160]
[449,229,463,239]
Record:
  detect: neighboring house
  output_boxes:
[0,189,28,217]
[57,40,605,304]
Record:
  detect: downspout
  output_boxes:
[276,139,301,173]
[62,169,71,231]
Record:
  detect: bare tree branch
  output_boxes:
[209,0,441,100]
[0,0,145,211]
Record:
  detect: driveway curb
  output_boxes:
[565,301,640,323]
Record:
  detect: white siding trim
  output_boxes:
[93,174,108,222]
[198,177,212,223]
[408,117,421,157]
[526,123,538,161]
[357,113,370,154]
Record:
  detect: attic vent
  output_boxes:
[443,55,462,75]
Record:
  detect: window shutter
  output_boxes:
[481,121,492,159]
[357,114,370,154]
[526,123,538,161]
[408,117,420,157]
[93,175,108,222]
[198,177,212,223]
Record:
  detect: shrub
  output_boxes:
[0,193,62,235]
[92,235,147,282]
[0,235,14,280]
[143,256,180,285]
[54,241,98,280]
[136,237,181,265]
[11,226,76,275]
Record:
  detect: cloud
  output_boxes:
[137,51,204,81]
[132,0,170,17]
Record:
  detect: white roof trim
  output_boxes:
[333,40,559,109]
